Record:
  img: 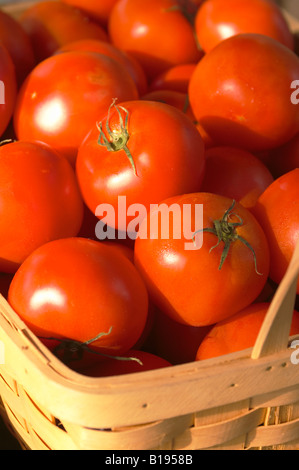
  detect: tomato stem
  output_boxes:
[39,327,143,366]
[97,99,137,176]
[193,200,262,274]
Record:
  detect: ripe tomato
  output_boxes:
[196,303,299,360]
[200,146,274,210]
[61,0,119,26]
[0,141,84,273]
[13,51,139,166]
[0,43,17,138]
[56,39,148,96]
[79,350,171,377]
[189,33,299,152]
[149,63,198,94]
[76,99,205,234]
[19,0,109,62]
[108,0,202,80]
[252,169,299,293]
[143,307,212,365]
[8,237,149,356]
[195,0,294,54]
[0,10,35,87]
[141,89,195,122]
[267,132,299,179]
[134,193,270,327]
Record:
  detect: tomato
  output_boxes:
[196,303,299,360]
[13,51,139,166]
[143,307,212,365]
[267,132,299,179]
[19,0,109,62]
[134,193,270,327]
[108,0,202,80]
[0,10,35,87]
[76,99,205,234]
[189,33,299,152]
[252,169,299,293]
[141,89,195,121]
[60,0,119,26]
[0,141,84,273]
[0,43,17,138]
[78,350,171,377]
[149,63,198,94]
[8,237,149,356]
[200,146,274,210]
[195,0,294,54]
[56,39,148,96]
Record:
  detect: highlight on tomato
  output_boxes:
[195,0,294,54]
[13,50,139,166]
[189,33,299,152]
[196,303,299,361]
[0,141,84,273]
[0,43,17,138]
[76,99,205,234]
[252,169,299,293]
[108,0,202,80]
[134,193,270,327]
[8,237,149,357]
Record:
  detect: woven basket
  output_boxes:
[1,0,299,452]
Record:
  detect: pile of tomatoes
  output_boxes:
[0,0,298,378]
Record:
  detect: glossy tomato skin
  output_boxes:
[0,44,17,138]
[0,141,84,273]
[196,303,299,360]
[252,169,299,293]
[19,0,108,62]
[195,0,294,54]
[76,100,205,233]
[149,63,198,94]
[61,0,119,26]
[0,10,35,87]
[13,51,139,166]
[108,0,202,80]
[134,193,270,327]
[8,238,149,356]
[200,146,274,210]
[78,350,171,377]
[189,34,299,152]
[56,39,148,96]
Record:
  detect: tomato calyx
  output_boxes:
[39,327,143,366]
[193,200,262,274]
[97,99,137,176]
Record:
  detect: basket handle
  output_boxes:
[251,238,299,359]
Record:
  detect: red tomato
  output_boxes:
[0,43,17,138]
[108,0,202,80]
[19,0,109,62]
[200,146,274,210]
[149,63,198,94]
[8,238,149,356]
[189,33,299,152]
[76,99,205,234]
[79,350,171,377]
[0,141,84,273]
[252,169,299,293]
[134,193,270,327]
[0,10,35,87]
[56,39,148,96]
[61,0,119,26]
[13,51,139,166]
[141,89,195,122]
[143,307,212,365]
[195,0,294,54]
[267,132,299,179]
[196,303,299,360]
